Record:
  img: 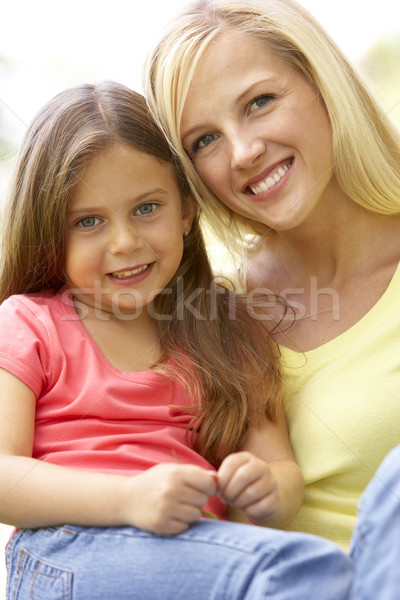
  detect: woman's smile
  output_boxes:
[243,159,293,197]
[181,30,344,231]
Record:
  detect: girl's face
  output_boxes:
[65,144,194,316]
[181,30,343,232]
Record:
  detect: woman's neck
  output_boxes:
[266,202,400,288]
[247,206,400,351]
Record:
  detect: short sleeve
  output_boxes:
[0,296,50,396]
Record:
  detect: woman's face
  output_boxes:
[181,30,341,232]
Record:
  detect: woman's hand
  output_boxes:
[122,463,217,535]
[217,451,279,524]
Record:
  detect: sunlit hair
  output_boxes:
[145,0,400,251]
[0,81,282,464]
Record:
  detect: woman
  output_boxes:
[144,0,400,559]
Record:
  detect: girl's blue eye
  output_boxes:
[135,203,157,216]
[78,216,99,228]
[249,95,274,113]
[195,133,219,151]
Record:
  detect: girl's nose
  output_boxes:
[229,130,266,170]
[109,221,145,255]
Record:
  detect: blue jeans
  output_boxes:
[7,444,400,600]
[6,519,351,599]
[349,444,400,599]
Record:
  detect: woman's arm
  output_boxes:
[218,404,304,528]
[0,368,216,535]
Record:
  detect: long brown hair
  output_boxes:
[0,81,282,464]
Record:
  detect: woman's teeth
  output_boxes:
[110,264,149,279]
[250,163,291,195]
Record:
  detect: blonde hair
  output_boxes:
[145,0,400,250]
[0,80,282,464]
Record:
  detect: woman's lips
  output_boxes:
[243,158,293,196]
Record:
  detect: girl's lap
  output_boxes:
[6,519,352,600]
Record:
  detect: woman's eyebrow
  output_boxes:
[182,77,280,142]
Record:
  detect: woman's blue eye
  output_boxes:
[78,216,99,228]
[195,133,219,151]
[249,95,274,112]
[135,203,156,216]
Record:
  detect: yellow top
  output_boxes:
[281,262,400,550]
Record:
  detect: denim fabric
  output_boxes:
[6,519,352,599]
[350,444,400,599]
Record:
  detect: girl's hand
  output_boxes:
[122,463,217,535]
[217,451,279,524]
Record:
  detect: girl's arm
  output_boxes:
[0,368,216,535]
[218,404,304,528]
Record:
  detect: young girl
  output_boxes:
[0,81,351,599]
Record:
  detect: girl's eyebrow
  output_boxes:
[67,188,170,217]
[67,207,102,217]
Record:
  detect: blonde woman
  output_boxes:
[145,0,400,594]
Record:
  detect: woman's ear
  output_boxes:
[181,195,197,234]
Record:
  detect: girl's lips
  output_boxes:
[242,158,293,196]
[107,262,154,284]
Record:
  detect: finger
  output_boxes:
[242,489,279,523]
[230,476,275,510]
[147,497,205,535]
[178,486,212,510]
[150,513,195,536]
[173,502,204,523]
[223,470,258,504]
[217,452,250,495]
[219,459,265,503]
[184,467,218,497]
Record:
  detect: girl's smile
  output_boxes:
[65,144,194,316]
[107,262,155,284]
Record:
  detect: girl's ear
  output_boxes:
[181,195,197,233]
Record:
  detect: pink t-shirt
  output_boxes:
[0,291,226,519]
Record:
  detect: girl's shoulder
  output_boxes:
[0,291,68,396]
[0,289,75,337]
[1,289,64,318]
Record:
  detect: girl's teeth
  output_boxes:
[111,265,149,278]
[250,163,290,195]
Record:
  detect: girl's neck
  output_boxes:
[74,297,162,372]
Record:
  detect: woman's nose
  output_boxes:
[109,221,145,255]
[229,130,266,170]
